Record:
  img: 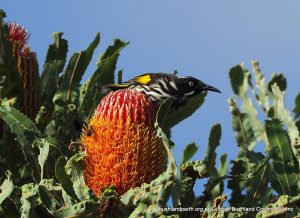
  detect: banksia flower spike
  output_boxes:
[82,89,167,195]
[17,48,40,119]
[8,22,29,56]
[7,22,40,119]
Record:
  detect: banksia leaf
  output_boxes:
[211,154,228,198]
[59,33,100,104]
[40,32,68,105]
[37,139,50,180]
[204,123,222,171]
[0,105,41,182]
[228,98,256,148]
[241,150,273,207]
[0,171,13,205]
[38,185,60,212]
[229,65,245,95]
[67,153,91,201]
[82,89,167,195]
[268,73,287,92]
[53,200,99,218]
[20,183,39,218]
[272,84,300,164]
[251,60,270,112]
[265,119,298,196]
[181,143,198,165]
[79,39,129,118]
[55,156,78,201]
[229,64,269,149]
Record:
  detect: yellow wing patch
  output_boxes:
[134,74,152,85]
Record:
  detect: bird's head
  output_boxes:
[175,76,221,96]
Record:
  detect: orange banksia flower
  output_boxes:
[82,89,167,195]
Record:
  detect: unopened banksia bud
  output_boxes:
[82,89,167,195]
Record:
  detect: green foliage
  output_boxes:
[0,9,299,218]
[0,171,13,204]
[181,143,198,165]
[0,12,20,99]
[265,119,298,196]
[227,61,300,216]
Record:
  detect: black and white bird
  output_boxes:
[101,73,221,109]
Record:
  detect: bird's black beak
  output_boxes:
[204,84,221,93]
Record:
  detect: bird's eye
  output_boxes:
[189,81,194,86]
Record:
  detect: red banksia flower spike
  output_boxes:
[82,89,167,196]
[8,22,29,55]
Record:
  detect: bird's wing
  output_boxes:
[101,73,177,94]
[126,73,177,85]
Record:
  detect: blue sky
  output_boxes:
[2,0,300,201]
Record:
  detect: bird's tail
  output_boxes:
[100,84,130,94]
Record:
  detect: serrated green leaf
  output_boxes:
[204,123,222,171]
[229,64,268,149]
[211,154,228,197]
[268,73,287,92]
[66,153,91,201]
[20,183,39,218]
[233,147,276,181]
[251,60,270,112]
[181,143,198,165]
[0,171,13,205]
[180,160,208,179]
[228,98,256,148]
[38,185,60,212]
[272,84,300,164]
[218,154,228,177]
[242,150,272,207]
[240,96,268,149]
[227,159,246,207]
[40,32,68,103]
[59,33,100,104]
[55,156,78,201]
[53,200,99,218]
[36,138,50,180]
[229,65,244,95]
[0,105,41,182]
[0,18,20,99]
[62,190,73,207]
[265,119,298,196]
[79,39,128,118]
